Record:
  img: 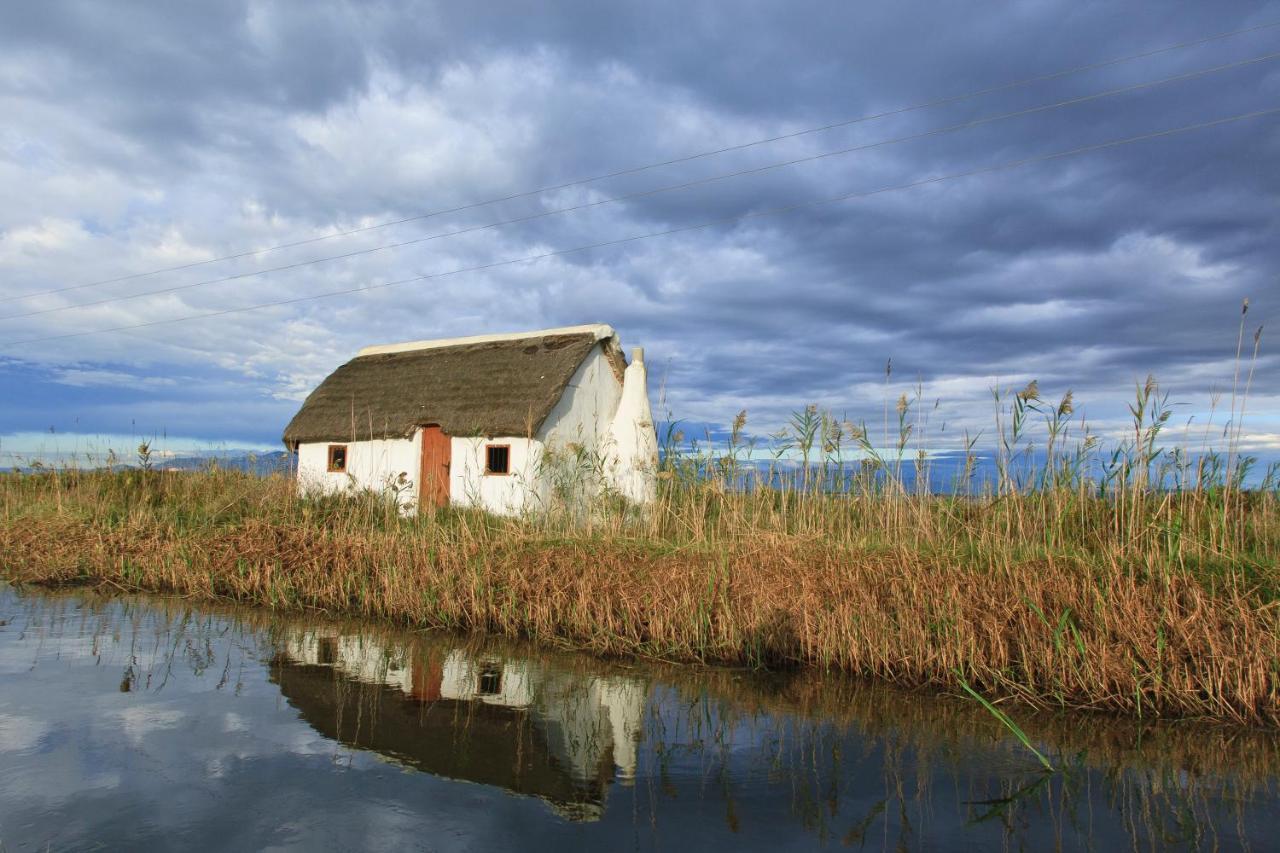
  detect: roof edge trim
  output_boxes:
[357,324,617,357]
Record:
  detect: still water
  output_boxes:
[0,586,1277,851]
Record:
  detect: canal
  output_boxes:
[0,585,1275,850]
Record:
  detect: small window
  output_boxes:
[327,444,347,473]
[485,444,510,475]
[477,663,502,696]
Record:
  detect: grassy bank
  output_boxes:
[2,436,1278,725]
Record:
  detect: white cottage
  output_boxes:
[277,628,646,820]
[282,324,658,514]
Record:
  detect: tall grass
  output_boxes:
[2,357,1278,725]
[655,362,1277,565]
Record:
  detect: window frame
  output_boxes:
[317,636,338,665]
[484,443,511,476]
[477,663,503,696]
[327,444,348,473]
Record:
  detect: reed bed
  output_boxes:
[1,369,1278,726]
[23,586,1272,847]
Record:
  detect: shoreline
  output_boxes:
[3,469,1277,728]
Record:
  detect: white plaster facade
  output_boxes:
[282,628,646,790]
[297,437,420,503]
[449,434,542,514]
[292,324,657,516]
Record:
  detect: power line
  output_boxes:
[4,105,1275,349]
[5,49,1276,323]
[4,17,1279,305]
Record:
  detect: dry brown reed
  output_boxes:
[36,585,1279,791]
[1,447,1277,726]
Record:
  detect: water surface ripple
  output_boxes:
[0,586,1276,850]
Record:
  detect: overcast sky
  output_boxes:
[0,1,1276,462]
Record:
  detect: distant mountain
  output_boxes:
[1,448,295,476]
[159,451,294,476]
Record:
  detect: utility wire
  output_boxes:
[5,49,1276,323]
[3,17,1279,304]
[4,105,1275,349]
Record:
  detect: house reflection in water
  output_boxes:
[271,630,646,821]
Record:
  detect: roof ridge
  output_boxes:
[357,324,616,357]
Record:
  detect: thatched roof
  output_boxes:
[282,324,626,447]
[271,659,609,818]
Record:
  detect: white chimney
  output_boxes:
[607,345,658,504]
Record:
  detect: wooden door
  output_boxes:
[419,426,451,510]
[410,653,444,702]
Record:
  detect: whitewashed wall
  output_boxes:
[532,346,626,506]
[297,437,421,509]
[281,629,643,788]
[298,432,545,516]
[540,346,623,452]
[284,631,416,693]
[439,650,537,707]
[449,435,542,515]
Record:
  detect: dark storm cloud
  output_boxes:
[0,0,1276,453]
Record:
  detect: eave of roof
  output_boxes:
[357,323,617,357]
[281,324,627,448]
